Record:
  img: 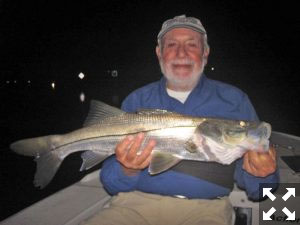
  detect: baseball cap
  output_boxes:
[157,15,207,41]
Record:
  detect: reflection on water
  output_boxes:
[51,81,56,89]
[79,91,85,102]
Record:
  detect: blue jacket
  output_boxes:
[100,75,279,200]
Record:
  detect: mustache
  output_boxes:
[169,58,195,66]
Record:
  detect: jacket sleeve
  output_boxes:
[100,156,141,195]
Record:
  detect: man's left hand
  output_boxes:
[243,146,277,177]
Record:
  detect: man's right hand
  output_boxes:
[115,132,156,176]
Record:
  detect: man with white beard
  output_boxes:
[83,15,278,225]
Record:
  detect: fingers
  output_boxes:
[126,133,145,162]
[136,139,156,167]
[243,147,277,177]
[269,146,276,161]
[243,152,258,175]
[115,133,155,171]
[115,135,134,160]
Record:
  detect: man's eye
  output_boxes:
[166,42,176,47]
[187,42,198,47]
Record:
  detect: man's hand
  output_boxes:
[115,132,156,176]
[243,146,277,177]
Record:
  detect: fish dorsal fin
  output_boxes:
[83,100,125,127]
[149,151,182,175]
[137,109,181,116]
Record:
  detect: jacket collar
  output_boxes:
[158,74,207,112]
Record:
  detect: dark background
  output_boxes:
[0,0,299,221]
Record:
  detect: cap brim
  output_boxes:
[158,24,206,40]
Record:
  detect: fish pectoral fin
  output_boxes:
[80,151,108,171]
[149,151,182,175]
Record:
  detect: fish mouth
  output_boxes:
[248,122,271,139]
[247,122,271,150]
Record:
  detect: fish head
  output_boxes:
[196,120,271,151]
[243,121,271,151]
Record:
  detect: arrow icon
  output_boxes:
[282,207,295,220]
[282,188,295,201]
[263,188,276,201]
[263,207,276,220]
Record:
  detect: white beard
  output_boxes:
[159,58,205,91]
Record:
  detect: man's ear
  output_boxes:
[203,47,210,65]
[156,46,162,61]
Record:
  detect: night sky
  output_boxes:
[1,0,299,133]
[0,0,299,221]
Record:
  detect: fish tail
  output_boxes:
[34,151,62,188]
[10,135,63,188]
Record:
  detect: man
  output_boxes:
[83,15,278,225]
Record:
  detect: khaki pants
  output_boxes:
[81,191,234,225]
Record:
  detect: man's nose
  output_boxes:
[176,44,187,58]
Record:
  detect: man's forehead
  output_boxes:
[163,28,202,41]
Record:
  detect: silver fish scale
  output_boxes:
[56,127,204,161]
[99,113,194,126]
[59,113,203,147]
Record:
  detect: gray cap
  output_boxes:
[157,15,207,41]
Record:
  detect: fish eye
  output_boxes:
[225,130,243,138]
[227,130,241,136]
[223,128,246,144]
[227,127,245,134]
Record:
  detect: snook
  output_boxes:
[10,100,271,188]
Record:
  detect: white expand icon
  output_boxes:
[262,187,296,221]
[263,207,276,220]
[263,188,276,201]
[282,188,295,201]
[282,207,295,220]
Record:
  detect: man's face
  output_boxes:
[156,28,209,91]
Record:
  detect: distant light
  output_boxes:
[79,92,85,102]
[14,80,17,83]
[78,72,85,79]
[51,82,55,89]
[6,80,10,84]
[27,80,31,84]
[211,67,215,71]
[111,70,118,77]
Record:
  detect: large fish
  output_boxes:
[10,100,271,188]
